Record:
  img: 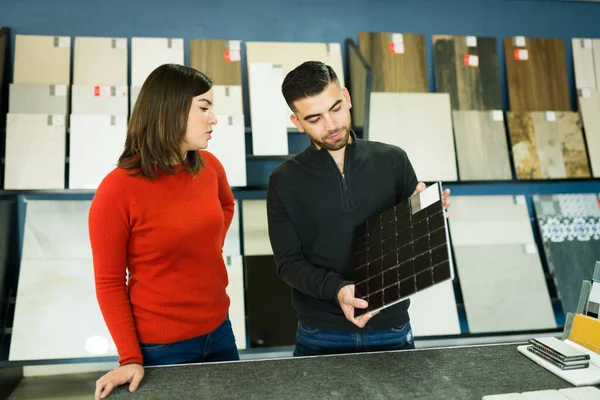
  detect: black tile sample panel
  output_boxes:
[353,182,453,317]
[245,255,297,347]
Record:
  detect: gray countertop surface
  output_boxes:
[108,342,595,399]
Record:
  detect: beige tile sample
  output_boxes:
[9,84,69,114]
[579,90,600,177]
[74,37,128,85]
[572,38,597,90]
[14,34,71,84]
[368,92,458,182]
[205,115,247,187]
[4,113,66,189]
[131,37,184,86]
[241,199,272,256]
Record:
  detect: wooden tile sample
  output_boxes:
[131,37,184,86]
[572,38,598,90]
[358,32,427,93]
[507,111,591,179]
[579,90,600,177]
[452,110,511,180]
[190,39,242,86]
[433,35,501,110]
[368,92,457,182]
[74,37,128,85]
[504,37,570,112]
[348,40,370,128]
[14,35,71,85]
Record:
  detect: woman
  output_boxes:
[89,64,238,399]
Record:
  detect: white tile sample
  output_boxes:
[559,386,600,400]
[579,90,600,177]
[241,199,272,256]
[69,115,126,189]
[14,34,71,84]
[21,200,93,261]
[212,85,244,116]
[74,36,128,85]
[408,280,461,336]
[223,202,241,257]
[572,38,597,90]
[368,92,458,182]
[131,37,184,86]
[9,84,69,114]
[206,115,247,187]
[224,255,246,350]
[248,63,288,155]
[4,113,66,189]
[245,41,345,129]
[71,85,129,115]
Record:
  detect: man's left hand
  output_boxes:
[412,182,451,218]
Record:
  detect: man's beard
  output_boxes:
[313,126,351,151]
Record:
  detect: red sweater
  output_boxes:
[88,151,235,365]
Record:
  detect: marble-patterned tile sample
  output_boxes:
[348,40,370,128]
[247,62,288,155]
[131,37,184,86]
[212,85,244,116]
[224,255,246,350]
[71,85,128,115]
[9,84,69,114]
[190,39,242,86]
[534,194,600,315]
[205,115,246,187]
[241,199,272,256]
[223,202,241,257]
[13,34,71,85]
[578,90,600,177]
[69,115,126,189]
[358,32,428,93]
[572,38,598,90]
[74,37,128,85]
[452,110,511,180]
[504,37,570,112]
[4,113,66,189]
[368,92,457,182]
[433,35,502,110]
[507,111,590,179]
[246,41,344,129]
[408,280,461,337]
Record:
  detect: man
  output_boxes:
[266,61,451,357]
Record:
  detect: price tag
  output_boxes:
[514,49,528,61]
[50,115,65,126]
[514,195,526,205]
[524,243,537,254]
[389,42,405,54]
[94,85,111,97]
[545,111,556,122]
[168,38,183,49]
[391,33,404,44]
[228,40,241,51]
[466,36,477,47]
[464,54,479,67]
[514,36,526,47]
[52,85,67,96]
[580,89,591,98]
[55,36,71,48]
[111,115,127,126]
[116,86,128,97]
[492,110,504,121]
[583,39,593,49]
[223,50,241,62]
[115,38,127,49]
[327,43,341,54]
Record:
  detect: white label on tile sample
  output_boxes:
[228,40,241,51]
[228,50,241,62]
[492,110,504,121]
[53,85,67,96]
[419,184,441,210]
[515,49,529,61]
[169,38,183,50]
[545,111,556,122]
[580,89,591,98]
[94,85,111,97]
[111,115,127,126]
[57,36,71,47]
[391,42,405,54]
[589,282,600,303]
[464,54,479,67]
[328,43,341,53]
[583,39,593,49]
[392,33,404,44]
[116,86,128,96]
[514,195,526,205]
[466,36,477,47]
[514,36,526,47]
[524,243,537,254]
[115,38,127,49]
[51,115,65,126]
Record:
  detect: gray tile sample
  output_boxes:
[9,84,69,114]
[71,85,128,115]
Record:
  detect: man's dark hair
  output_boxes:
[281,61,340,111]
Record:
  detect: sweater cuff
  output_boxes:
[332,279,354,305]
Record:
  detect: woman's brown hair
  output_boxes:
[118,64,213,179]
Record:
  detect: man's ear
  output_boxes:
[290,114,305,132]
[342,87,352,110]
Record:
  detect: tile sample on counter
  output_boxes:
[131,37,184,86]
[190,39,242,86]
[4,113,66,189]
[368,92,457,182]
[348,39,371,128]
[572,38,598,90]
[241,199,272,256]
[224,254,247,350]
[13,34,71,85]
[449,195,556,333]
[452,110,511,180]
[507,111,590,180]
[10,200,117,361]
[358,32,428,93]
[9,84,69,114]
[74,37,128,85]
[578,90,600,177]
[246,41,344,130]
[433,35,502,110]
[69,115,126,189]
[71,85,128,115]
[504,37,570,112]
[245,255,297,348]
[533,194,600,315]
[204,115,246,187]
[408,280,461,336]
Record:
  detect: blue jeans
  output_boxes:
[140,316,240,366]
[294,320,415,357]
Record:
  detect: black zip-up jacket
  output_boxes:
[266,131,419,332]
